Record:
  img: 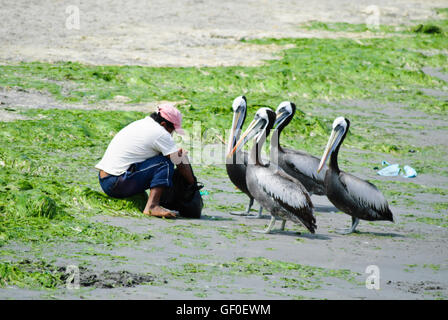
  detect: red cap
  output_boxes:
[157,104,184,135]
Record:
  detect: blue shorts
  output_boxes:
[99,155,174,199]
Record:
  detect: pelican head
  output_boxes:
[274,101,296,129]
[317,117,350,173]
[227,96,247,153]
[227,107,275,157]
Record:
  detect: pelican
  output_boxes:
[228,107,316,234]
[317,117,394,234]
[226,96,263,218]
[271,101,327,196]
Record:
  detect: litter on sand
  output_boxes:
[377,161,417,178]
[402,165,417,178]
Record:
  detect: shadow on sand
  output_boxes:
[264,229,332,240]
[340,230,406,238]
[199,214,235,221]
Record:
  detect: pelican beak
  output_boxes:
[273,109,289,129]
[228,107,245,153]
[227,117,265,158]
[317,127,342,173]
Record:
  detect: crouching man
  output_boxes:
[95,104,195,219]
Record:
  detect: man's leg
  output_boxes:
[106,155,178,218]
[143,186,177,218]
[143,156,178,218]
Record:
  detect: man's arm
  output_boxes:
[168,148,195,185]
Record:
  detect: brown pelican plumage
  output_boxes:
[228,107,316,234]
[271,101,327,196]
[317,117,394,234]
[226,96,263,218]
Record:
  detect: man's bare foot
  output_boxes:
[143,205,178,219]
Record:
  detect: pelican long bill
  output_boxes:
[227,117,264,158]
[228,107,245,154]
[317,128,340,173]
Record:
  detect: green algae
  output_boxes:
[0,260,65,289]
[159,256,361,296]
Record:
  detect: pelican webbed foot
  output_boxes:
[246,206,264,219]
[336,217,360,235]
[229,198,255,216]
[252,216,276,234]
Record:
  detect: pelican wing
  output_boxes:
[283,150,326,182]
[340,172,392,219]
[256,168,309,209]
[254,167,316,232]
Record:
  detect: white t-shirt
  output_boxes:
[95,116,178,175]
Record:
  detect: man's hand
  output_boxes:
[177,148,188,158]
[170,148,188,165]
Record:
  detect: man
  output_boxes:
[95,104,195,218]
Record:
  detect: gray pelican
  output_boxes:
[228,107,316,234]
[226,96,263,218]
[317,117,394,234]
[271,101,327,196]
